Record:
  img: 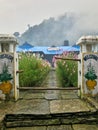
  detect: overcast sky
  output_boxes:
[0,0,98,34]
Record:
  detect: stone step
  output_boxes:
[4,111,98,128]
[3,124,98,130]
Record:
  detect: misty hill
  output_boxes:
[16,13,98,46]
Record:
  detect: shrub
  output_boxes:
[19,53,51,87]
[56,52,78,87]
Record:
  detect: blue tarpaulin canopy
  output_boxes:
[16,45,80,54]
[30,46,63,54]
[16,46,23,52]
[19,42,33,50]
[72,45,80,49]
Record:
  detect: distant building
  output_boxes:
[16,45,80,65]
[63,40,69,46]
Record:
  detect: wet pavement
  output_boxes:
[6,124,98,130]
[0,68,98,129]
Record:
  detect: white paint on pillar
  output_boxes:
[0,44,1,52]
[14,53,19,101]
[9,44,14,52]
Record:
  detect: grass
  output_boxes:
[19,53,51,87]
[56,52,78,87]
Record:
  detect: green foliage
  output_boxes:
[0,63,13,82]
[56,52,78,87]
[19,53,50,87]
[85,62,97,80]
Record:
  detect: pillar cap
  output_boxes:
[76,35,98,45]
[0,34,18,44]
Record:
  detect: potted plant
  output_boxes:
[85,62,97,90]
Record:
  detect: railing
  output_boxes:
[55,56,81,61]
[18,87,80,90]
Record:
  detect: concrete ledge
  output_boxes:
[0,115,5,130]
[4,111,98,128]
[84,96,98,110]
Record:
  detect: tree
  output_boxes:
[13,32,20,37]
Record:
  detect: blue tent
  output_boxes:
[16,46,23,52]
[19,42,33,50]
[30,46,63,54]
[72,45,80,50]
[67,46,80,51]
[16,45,80,54]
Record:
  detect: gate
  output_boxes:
[1,35,98,101]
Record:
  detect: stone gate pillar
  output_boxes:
[77,36,98,98]
[0,34,19,101]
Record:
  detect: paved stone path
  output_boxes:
[0,69,98,129]
[6,124,98,130]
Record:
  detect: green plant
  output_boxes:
[85,62,97,90]
[85,62,97,80]
[19,53,50,87]
[0,63,13,94]
[0,63,13,82]
[56,52,78,87]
